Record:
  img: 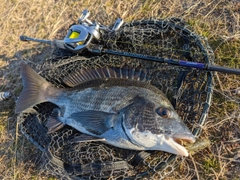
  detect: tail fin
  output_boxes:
[15,63,52,113]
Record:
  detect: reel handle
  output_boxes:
[112,18,124,31]
[78,9,92,25]
[207,64,240,75]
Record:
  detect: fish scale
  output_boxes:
[16,63,196,156]
[51,86,152,116]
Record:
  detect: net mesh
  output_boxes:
[18,18,214,179]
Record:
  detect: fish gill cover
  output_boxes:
[18,18,214,179]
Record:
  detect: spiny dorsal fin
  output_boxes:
[63,66,150,87]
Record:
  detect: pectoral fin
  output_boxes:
[70,110,118,135]
[45,108,64,133]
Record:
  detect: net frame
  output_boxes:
[18,17,214,179]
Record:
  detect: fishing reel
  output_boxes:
[20,9,123,54]
[64,10,123,53]
[63,9,101,53]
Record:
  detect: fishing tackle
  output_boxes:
[20,9,240,75]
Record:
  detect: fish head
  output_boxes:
[122,95,196,156]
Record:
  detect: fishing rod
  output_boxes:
[89,49,240,75]
[20,9,240,75]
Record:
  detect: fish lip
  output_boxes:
[165,133,196,156]
[172,133,196,144]
[159,134,193,157]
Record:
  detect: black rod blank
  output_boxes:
[103,49,240,75]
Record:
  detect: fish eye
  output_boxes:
[157,108,172,118]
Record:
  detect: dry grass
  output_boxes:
[0,0,240,179]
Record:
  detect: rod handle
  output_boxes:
[207,64,240,75]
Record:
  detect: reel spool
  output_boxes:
[63,10,100,53]
[63,24,99,53]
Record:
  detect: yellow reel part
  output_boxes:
[69,31,84,45]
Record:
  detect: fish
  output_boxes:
[16,63,196,156]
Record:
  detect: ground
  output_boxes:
[0,0,240,179]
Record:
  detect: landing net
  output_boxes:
[19,18,214,179]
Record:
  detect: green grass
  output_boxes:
[203,155,220,174]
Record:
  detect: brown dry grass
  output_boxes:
[0,0,240,179]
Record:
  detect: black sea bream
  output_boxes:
[16,63,196,156]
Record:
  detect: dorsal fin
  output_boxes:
[63,66,150,87]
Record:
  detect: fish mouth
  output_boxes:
[165,133,196,156]
[173,133,196,145]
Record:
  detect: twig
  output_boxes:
[203,0,223,19]
[13,119,19,180]
[215,72,224,92]
[189,154,200,180]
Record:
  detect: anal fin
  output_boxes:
[68,134,106,143]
